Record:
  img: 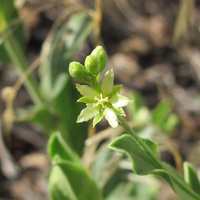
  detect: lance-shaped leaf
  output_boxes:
[39,12,92,155]
[48,132,79,162]
[110,134,200,200]
[184,162,200,194]
[48,132,103,200]
[0,0,25,64]
[49,159,103,200]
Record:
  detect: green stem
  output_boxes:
[4,30,43,105]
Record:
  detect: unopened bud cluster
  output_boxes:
[69,46,129,128]
[69,46,107,84]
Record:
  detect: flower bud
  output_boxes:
[91,46,107,73]
[69,61,91,83]
[84,55,99,75]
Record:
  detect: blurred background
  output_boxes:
[0,0,200,199]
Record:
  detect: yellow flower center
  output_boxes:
[95,93,109,106]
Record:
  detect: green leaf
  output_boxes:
[184,162,200,194]
[48,132,79,162]
[77,105,98,123]
[152,101,171,126]
[91,148,115,188]
[152,101,178,134]
[48,132,103,200]
[106,179,158,200]
[128,92,151,126]
[49,164,78,200]
[53,81,88,155]
[109,134,200,200]
[135,108,151,126]
[0,0,16,32]
[51,74,68,100]
[49,160,103,200]
[109,134,159,174]
[92,147,158,200]
[0,42,9,63]
[40,12,92,99]
[153,164,200,200]
[93,148,159,200]
[129,92,144,114]
[0,0,25,64]
[39,12,92,154]
[164,114,179,133]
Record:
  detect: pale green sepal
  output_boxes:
[101,69,114,95]
[77,96,96,104]
[92,112,104,127]
[76,84,98,97]
[77,105,99,123]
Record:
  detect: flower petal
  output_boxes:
[77,105,99,123]
[76,84,98,97]
[111,94,130,108]
[104,108,118,128]
[101,69,114,95]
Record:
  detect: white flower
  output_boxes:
[76,69,129,128]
